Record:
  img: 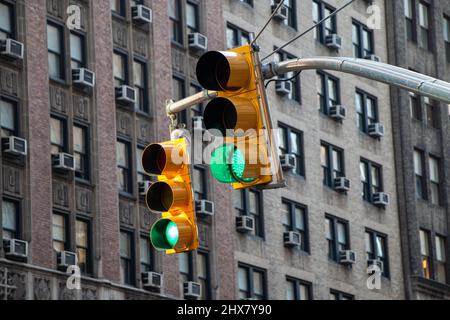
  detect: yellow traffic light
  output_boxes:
[142,138,198,254]
[196,44,280,190]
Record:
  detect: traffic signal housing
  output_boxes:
[142,138,198,254]
[196,44,283,190]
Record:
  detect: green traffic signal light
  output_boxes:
[151,219,180,250]
[210,144,256,184]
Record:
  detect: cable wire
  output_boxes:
[265,71,302,89]
[262,0,356,61]
[251,0,286,45]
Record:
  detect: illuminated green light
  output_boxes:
[151,219,179,250]
[210,144,256,184]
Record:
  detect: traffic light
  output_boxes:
[196,44,282,190]
[142,138,198,254]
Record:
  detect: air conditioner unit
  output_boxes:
[368,123,385,138]
[195,200,215,217]
[329,105,347,121]
[368,259,384,273]
[271,3,288,21]
[188,33,208,52]
[0,38,24,60]
[184,281,201,299]
[131,5,152,24]
[372,192,389,207]
[4,239,28,261]
[339,250,356,265]
[115,85,136,105]
[236,216,255,233]
[364,54,380,62]
[280,154,296,171]
[275,80,292,96]
[334,177,350,193]
[52,153,76,171]
[57,251,78,270]
[72,68,96,88]
[283,231,301,248]
[192,116,205,131]
[142,272,162,290]
[325,34,342,50]
[2,136,27,156]
[139,181,152,197]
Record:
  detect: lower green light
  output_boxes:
[210,144,256,184]
[151,219,179,250]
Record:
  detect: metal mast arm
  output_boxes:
[262,57,450,104]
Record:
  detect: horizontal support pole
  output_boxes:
[263,57,450,104]
[166,90,218,115]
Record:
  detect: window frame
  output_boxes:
[186,0,200,34]
[226,23,250,49]
[365,228,390,278]
[169,0,183,45]
[193,165,208,201]
[317,70,340,116]
[0,96,18,137]
[111,0,126,17]
[325,214,350,263]
[282,198,309,253]
[197,249,212,300]
[139,233,154,273]
[236,189,264,239]
[444,15,450,63]
[113,49,128,87]
[133,57,149,113]
[179,251,195,282]
[73,122,90,181]
[355,89,379,134]
[69,30,86,70]
[237,263,267,300]
[321,141,345,189]
[274,48,302,103]
[352,19,374,58]
[435,234,447,284]
[428,155,441,206]
[404,0,417,42]
[47,21,66,81]
[360,158,383,203]
[75,217,92,275]
[312,0,337,44]
[278,123,305,176]
[120,229,135,286]
[286,277,313,300]
[418,1,430,50]
[413,148,427,200]
[52,211,69,253]
[116,139,133,195]
[50,115,68,155]
[1,197,20,240]
[0,0,15,40]
[419,228,433,279]
[330,289,354,300]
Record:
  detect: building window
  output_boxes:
[47,23,64,80]
[70,32,85,69]
[418,2,429,50]
[172,76,187,124]
[365,229,390,278]
[186,1,199,34]
[74,125,89,180]
[286,278,312,300]
[2,199,18,240]
[325,215,349,262]
[317,71,339,115]
[0,1,13,40]
[179,252,193,283]
[312,0,336,43]
[282,199,308,252]
[409,92,422,120]
[140,236,153,272]
[50,116,66,155]
[190,83,203,117]
[420,229,432,279]
[197,251,211,300]
[236,189,264,238]
[110,0,125,16]
[274,49,301,102]
[226,23,250,49]
[238,264,267,300]
[120,231,134,285]
[76,219,90,274]
[133,60,148,113]
[330,289,354,300]
[352,20,374,58]
[414,149,426,200]
[113,51,127,87]
[320,142,344,188]
[193,165,207,201]
[52,213,67,253]
[116,140,132,194]
[360,159,382,202]
[279,0,296,29]
[404,0,416,42]
[278,124,304,176]
[424,97,437,128]
[429,156,440,205]
[0,98,17,137]
[435,235,447,284]
[355,90,378,134]
[444,16,450,63]
[169,0,183,44]
[137,147,151,183]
